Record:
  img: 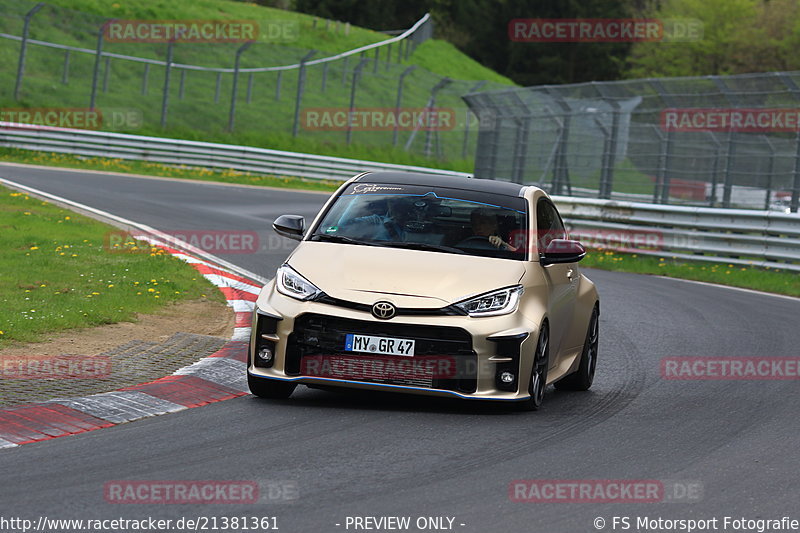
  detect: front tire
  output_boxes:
[554,305,599,391]
[517,323,549,411]
[248,373,297,399]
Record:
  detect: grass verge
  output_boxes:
[0,185,226,346]
[582,250,800,297]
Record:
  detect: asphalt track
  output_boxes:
[1,163,799,533]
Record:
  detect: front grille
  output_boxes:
[286,313,476,393]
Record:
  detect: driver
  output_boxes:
[460,208,517,251]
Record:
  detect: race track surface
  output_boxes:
[1,164,798,533]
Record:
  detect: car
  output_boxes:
[247,171,599,410]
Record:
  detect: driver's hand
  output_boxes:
[488,235,503,248]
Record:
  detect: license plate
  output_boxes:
[344,334,415,356]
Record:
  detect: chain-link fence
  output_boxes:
[464,73,800,212]
[0,0,506,165]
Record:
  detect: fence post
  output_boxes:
[373,47,379,74]
[141,63,150,95]
[89,25,106,109]
[292,50,317,137]
[179,69,186,99]
[159,41,175,128]
[61,50,70,85]
[321,62,328,92]
[792,132,800,213]
[341,56,349,86]
[346,57,370,145]
[385,43,391,71]
[246,73,254,104]
[228,41,253,132]
[393,65,416,146]
[405,77,451,154]
[102,56,111,92]
[461,80,486,158]
[214,72,222,104]
[275,71,282,100]
[14,2,45,100]
[762,135,776,210]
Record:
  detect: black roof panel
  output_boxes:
[354,171,527,196]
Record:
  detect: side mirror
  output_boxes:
[540,239,586,265]
[273,215,305,241]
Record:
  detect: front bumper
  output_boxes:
[248,282,539,402]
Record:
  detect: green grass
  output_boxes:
[0,185,225,345]
[0,0,515,169]
[582,249,800,297]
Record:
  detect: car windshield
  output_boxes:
[310,182,528,260]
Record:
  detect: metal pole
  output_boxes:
[411,77,451,154]
[292,50,317,138]
[346,57,369,145]
[762,136,776,211]
[707,132,721,207]
[246,73,254,104]
[214,72,222,104]
[385,43,391,71]
[392,66,416,146]
[61,50,70,85]
[791,131,800,213]
[373,47,379,74]
[461,80,487,158]
[228,41,253,132]
[14,3,45,100]
[89,25,105,109]
[141,63,150,95]
[321,62,328,92]
[159,41,174,128]
[275,71,282,100]
[102,56,111,92]
[179,69,186,99]
[341,56,349,86]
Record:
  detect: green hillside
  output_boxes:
[0,0,515,171]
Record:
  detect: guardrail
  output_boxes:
[1,122,798,271]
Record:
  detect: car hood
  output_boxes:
[286,241,526,308]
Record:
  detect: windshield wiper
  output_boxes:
[377,241,466,254]
[310,234,376,246]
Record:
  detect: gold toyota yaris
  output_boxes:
[248,171,599,410]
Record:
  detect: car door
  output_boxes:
[536,198,577,367]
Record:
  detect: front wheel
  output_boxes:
[517,324,549,411]
[248,374,297,399]
[554,306,599,391]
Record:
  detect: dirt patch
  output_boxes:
[0,299,234,359]
[0,299,238,407]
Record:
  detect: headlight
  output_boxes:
[276,264,321,301]
[455,285,523,317]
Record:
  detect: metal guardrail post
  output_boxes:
[392,66,416,146]
[14,2,45,101]
[292,50,317,138]
[321,62,328,92]
[346,57,370,145]
[373,47,379,74]
[275,71,282,100]
[228,41,253,132]
[160,41,175,128]
[89,24,106,109]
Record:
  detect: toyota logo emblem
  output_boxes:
[372,301,397,320]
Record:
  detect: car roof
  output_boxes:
[354,171,530,197]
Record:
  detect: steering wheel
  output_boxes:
[456,235,497,250]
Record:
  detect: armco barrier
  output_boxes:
[1,122,797,271]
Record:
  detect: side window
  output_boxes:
[536,198,566,251]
